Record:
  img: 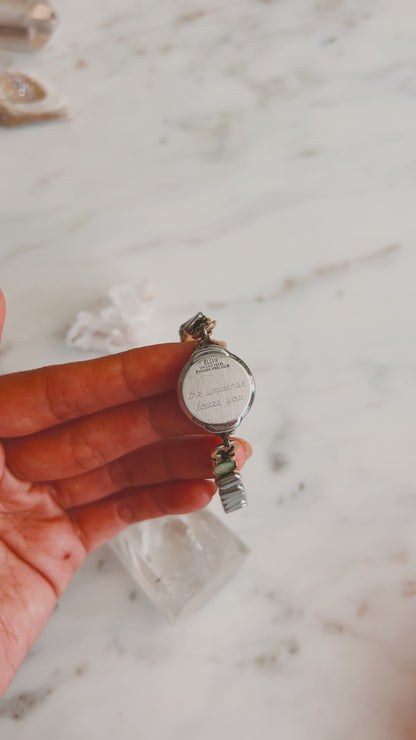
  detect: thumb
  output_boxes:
[0,289,6,343]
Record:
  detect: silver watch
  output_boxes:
[177,313,255,513]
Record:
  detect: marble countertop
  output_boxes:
[1,0,416,737]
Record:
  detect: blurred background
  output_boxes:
[1,1,416,739]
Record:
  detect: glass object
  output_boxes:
[0,0,58,51]
[109,510,249,622]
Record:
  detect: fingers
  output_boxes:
[53,436,251,508]
[0,342,195,437]
[3,392,209,481]
[69,479,217,552]
[0,289,5,342]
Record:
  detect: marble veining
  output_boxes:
[1,0,416,738]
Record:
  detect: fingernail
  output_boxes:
[228,439,252,463]
[233,438,253,460]
[241,440,253,458]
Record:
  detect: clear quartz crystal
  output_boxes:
[66,282,157,353]
[109,510,249,622]
[0,1,58,51]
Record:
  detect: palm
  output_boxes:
[0,293,249,697]
[0,444,85,691]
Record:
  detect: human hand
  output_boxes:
[0,291,250,696]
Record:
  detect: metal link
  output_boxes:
[179,312,216,343]
[211,441,247,513]
[217,473,248,513]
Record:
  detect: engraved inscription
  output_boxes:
[194,392,245,413]
[196,398,222,412]
[181,352,253,427]
[195,357,230,374]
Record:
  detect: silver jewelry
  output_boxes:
[178,313,255,513]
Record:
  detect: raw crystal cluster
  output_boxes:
[66,282,157,353]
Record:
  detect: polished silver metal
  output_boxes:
[178,313,255,513]
[217,471,247,513]
[178,344,255,435]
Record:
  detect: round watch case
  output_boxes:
[177,344,255,434]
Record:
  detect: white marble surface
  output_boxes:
[1,0,416,737]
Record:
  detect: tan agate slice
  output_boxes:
[0,71,68,127]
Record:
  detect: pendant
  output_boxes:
[177,313,255,513]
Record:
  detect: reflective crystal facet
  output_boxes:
[109,510,249,622]
[0,0,58,51]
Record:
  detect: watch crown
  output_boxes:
[179,312,216,343]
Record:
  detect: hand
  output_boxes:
[0,291,250,697]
